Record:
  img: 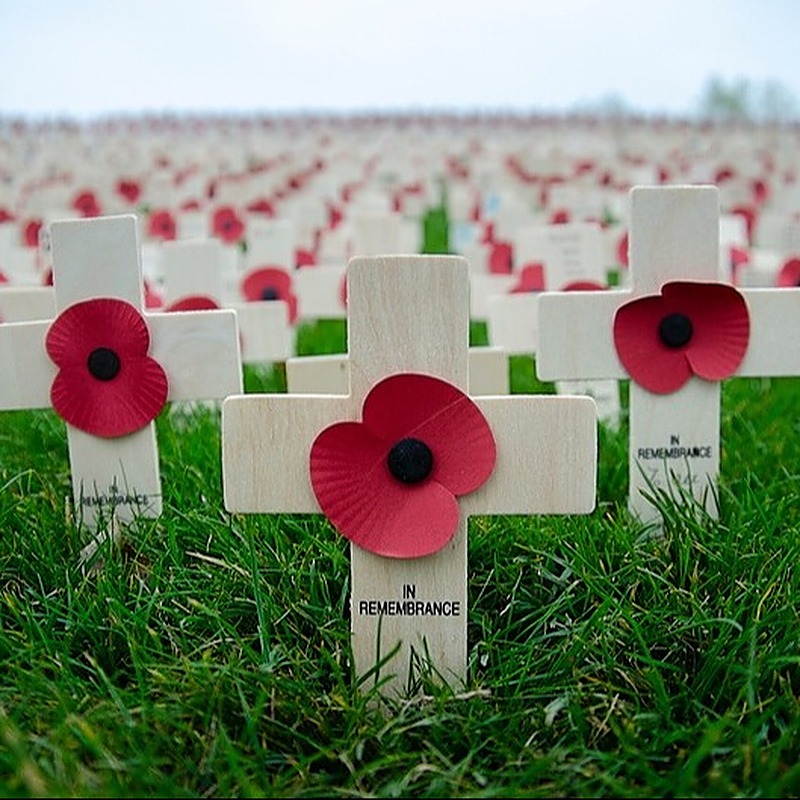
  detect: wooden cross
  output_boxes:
[537,186,800,523]
[222,255,597,695]
[0,215,242,529]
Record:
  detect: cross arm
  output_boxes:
[148,309,243,400]
[0,287,55,323]
[222,394,352,513]
[737,289,800,377]
[461,395,597,516]
[0,320,54,410]
[536,290,629,381]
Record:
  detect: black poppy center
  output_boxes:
[658,313,693,348]
[387,438,433,484]
[261,287,279,301]
[87,347,121,381]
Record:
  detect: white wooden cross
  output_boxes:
[537,186,800,523]
[0,215,242,529]
[223,255,596,695]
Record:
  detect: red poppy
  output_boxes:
[72,190,102,218]
[246,198,275,217]
[165,294,220,311]
[715,166,736,183]
[147,209,177,241]
[328,203,343,229]
[616,231,629,267]
[751,178,769,205]
[295,248,316,268]
[776,257,800,287]
[729,246,749,270]
[143,279,163,309]
[310,373,496,559]
[241,266,298,323]
[562,279,606,291]
[212,206,245,244]
[489,241,513,274]
[549,209,571,225]
[23,218,43,248]
[613,281,750,394]
[731,205,756,244]
[116,179,141,204]
[0,207,15,224]
[511,263,545,293]
[45,298,169,438]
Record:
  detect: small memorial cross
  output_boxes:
[223,255,597,694]
[0,215,242,528]
[537,186,800,523]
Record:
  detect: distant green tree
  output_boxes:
[758,79,799,122]
[697,75,799,122]
[697,76,752,121]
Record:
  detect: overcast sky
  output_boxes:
[2,0,799,119]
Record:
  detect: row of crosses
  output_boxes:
[1,186,798,696]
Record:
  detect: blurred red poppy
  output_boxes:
[165,295,220,312]
[23,218,43,248]
[212,206,245,244]
[241,266,298,323]
[72,190,102,218]
[147,210,177,241]
[776,257,800,287]
[116,179,141,204]
[511,263,545,293]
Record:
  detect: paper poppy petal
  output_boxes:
[362,374,496,495]
[613,294,693,393]
[662,282,750,381]
[45,298,151,366]
[310,422,459,558]
[50,355,168,437]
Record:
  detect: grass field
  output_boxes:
[1,303,799,797]
[0,196,797,798]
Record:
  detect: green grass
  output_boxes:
[1,327,799,797]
